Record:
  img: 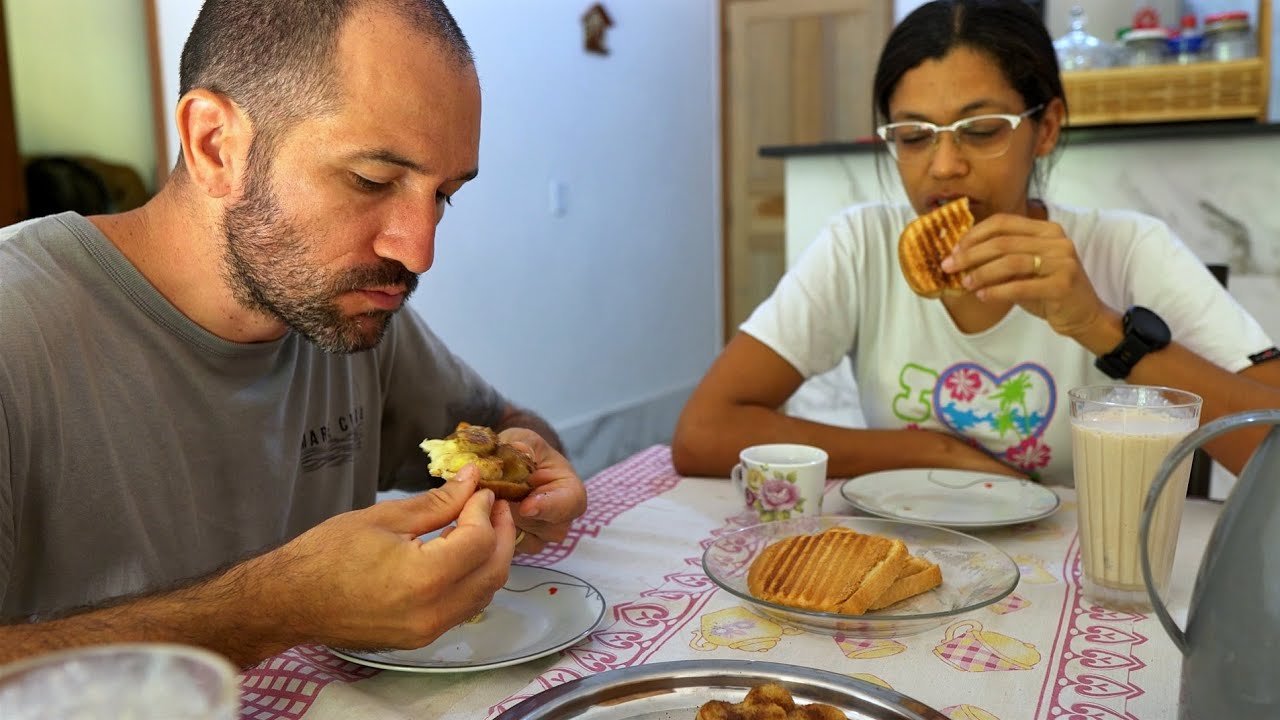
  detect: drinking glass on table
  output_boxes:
[1069,385,1202,611]
[0,643,240,719]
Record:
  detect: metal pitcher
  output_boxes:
[1140,409,1280,719]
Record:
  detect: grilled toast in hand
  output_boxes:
[419,422,537,500]
[898,197,973,298]
[746,528,942,615]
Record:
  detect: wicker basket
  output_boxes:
[1062,0,1271,127]
[1063,59,1268,126]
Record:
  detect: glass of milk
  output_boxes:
[1069,385,1202,610]
[0,643,239,719]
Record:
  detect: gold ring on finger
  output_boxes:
[514,530,527,546]
[1032,254,1043,275]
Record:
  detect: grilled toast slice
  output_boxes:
[867,554,943,611]
[746,528,908,615]
[898,197,973,298]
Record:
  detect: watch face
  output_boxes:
[1126,306,1172,347]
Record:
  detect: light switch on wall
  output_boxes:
[549,180,568,217]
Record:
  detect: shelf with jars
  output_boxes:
[1059,0,1272,127]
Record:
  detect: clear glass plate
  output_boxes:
[701,516,1019,638]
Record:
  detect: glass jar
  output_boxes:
[1168,14,1204,64]
[1203,11,1256,61]
[1123,27,1171,66]
[1054,5,1112,71]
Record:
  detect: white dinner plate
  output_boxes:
[839,469,1061,529]
[329,565,605,673]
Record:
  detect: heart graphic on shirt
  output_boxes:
[932,362,1057,463]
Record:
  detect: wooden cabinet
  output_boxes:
[722,0,892,337]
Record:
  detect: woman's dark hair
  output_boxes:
[871,0,1067,193]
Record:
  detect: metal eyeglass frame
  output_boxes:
[875,104,1046,161]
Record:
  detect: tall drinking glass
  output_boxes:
[1069,385,1202,610]
[0,643,239,719]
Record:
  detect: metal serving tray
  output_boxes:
[494,660,946,719]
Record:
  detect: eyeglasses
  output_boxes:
[875,105,1045,162]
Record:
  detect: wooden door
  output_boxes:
[722,0,891,337]
[0,0,25,225]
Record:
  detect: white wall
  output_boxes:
[3,0,156,189]
[418,1,721,471]
[154,1,722,475]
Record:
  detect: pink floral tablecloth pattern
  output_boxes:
[239,446,1217,720]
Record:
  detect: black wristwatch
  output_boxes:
[1094,306,1171,379]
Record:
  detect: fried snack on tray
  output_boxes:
[419,422,537,500]
[747,527,942,614]
[696,683,846,720]
[898,196,974,298]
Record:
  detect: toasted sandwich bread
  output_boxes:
[747,528,908,615]
[898,197,973,298]
[868,554,943,611]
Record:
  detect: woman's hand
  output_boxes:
[926,429,1027,478]
[942,213,1108,339]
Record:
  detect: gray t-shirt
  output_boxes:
[0,213,507,620]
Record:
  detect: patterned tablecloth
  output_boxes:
[238,446,1220,720]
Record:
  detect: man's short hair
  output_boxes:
[177,0,472,164]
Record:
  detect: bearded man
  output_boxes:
[0,0,586,667]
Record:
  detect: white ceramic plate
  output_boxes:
[329,565,605,673]
[839,469,1060,529]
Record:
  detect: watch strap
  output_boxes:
[1095,335,1153,379]
[1094,306,1170,380]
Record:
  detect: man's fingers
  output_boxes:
[517,484,580,525]
[489,499,518,554]
[366,467,479,537]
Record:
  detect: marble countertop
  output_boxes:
[761,119,1280,158]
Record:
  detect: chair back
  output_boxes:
[1186,263,1231,499]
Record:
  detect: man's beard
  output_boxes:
[220,167,419,354]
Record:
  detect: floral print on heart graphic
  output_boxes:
[933,362,1057,475]
[744,466,806,521]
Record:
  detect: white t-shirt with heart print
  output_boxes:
[740,201,1273,485]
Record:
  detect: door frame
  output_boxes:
[718,0,730,342]
[0,0,26,224]
[718,0,893,341]
[144,0,170,188]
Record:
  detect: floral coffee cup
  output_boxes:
[730,444,828,522]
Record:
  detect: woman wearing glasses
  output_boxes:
[673,0,1279,485]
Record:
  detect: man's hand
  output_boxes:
[262,466,517,651]
[498,428,587,554]
[0,467,518,668]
